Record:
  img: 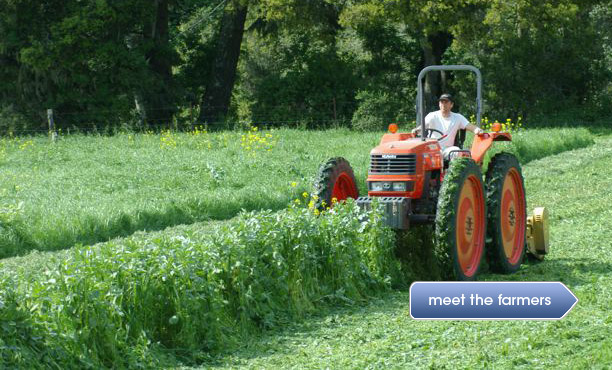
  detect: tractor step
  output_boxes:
[356,196,410,229]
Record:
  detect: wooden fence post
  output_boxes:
[47,109,57,142]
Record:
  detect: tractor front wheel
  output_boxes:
[485,153,527,273]
[435,158,486,281]
[313,157,359,209]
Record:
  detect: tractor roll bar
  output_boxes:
[417,65,482,141]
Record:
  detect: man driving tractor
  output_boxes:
[313,65,550,280]
[413,93,484,159]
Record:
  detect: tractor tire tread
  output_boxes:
[485,152,527,273]
[313,157,358,210]
[434,158,486,281]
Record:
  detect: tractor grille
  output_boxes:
[369,154,417,174]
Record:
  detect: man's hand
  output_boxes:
[466,123,484,135]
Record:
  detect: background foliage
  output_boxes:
[0,0,610,133]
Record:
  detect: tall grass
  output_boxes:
[484,127,595,165]
[0,129,377,258]
[0,126,594,258]
[0,201,402,368]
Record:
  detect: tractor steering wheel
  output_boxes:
[424,128,445,140]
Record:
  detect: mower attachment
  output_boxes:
[356,196,410,230]
[526,207,550,260]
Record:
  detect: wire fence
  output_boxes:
[0,99,424,137]
[1,100,606,138]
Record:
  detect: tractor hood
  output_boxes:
[371,135,442,156]
[367,134,443,199]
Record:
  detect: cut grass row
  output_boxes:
[0,201,404,368]
[0,126,595,259]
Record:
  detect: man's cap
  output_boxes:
[438,93,454,102]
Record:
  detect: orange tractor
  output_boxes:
[314,65,549,280]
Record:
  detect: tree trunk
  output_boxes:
[420,32,452,111]
[141,0,174,127]
[198,0,248,128]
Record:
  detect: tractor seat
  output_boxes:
[454,128,466,149]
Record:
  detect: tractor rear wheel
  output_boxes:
[485,153,527,273]
[435,158,486,281]
[313,157,359,209]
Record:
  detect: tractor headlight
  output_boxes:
[370,182,386,191]
[369,181,413,192]
[392,182,407,191]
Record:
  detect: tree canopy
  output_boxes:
[0,0,609,132]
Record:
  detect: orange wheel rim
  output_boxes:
[501,168,526,264]
[456,174,485,277]
[331,172,358,201]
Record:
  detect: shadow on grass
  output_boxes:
[524,257,612,283]
[474,255,612,299]
[586,125,612,137]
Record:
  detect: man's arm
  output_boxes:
[412,113,434,133]
[457,114,483,135]
[466,123,484,135]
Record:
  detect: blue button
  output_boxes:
[410,282,578,320]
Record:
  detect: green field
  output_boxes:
[0,127,608,368]
[0,127,593,259]
[0,128,379,258]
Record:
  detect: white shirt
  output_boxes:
[424,111,469,149]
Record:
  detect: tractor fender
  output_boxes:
[470,132,512,164]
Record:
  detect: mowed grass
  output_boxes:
[0,126,594,259]
[193,134,612,369]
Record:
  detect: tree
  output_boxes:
[139,0,179,127]
[341,1,486,106]
[0,0,176,129]
[338,2,420,129]
[198,0,248,128]
[449,0,607,121]
[233,0,359,128]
